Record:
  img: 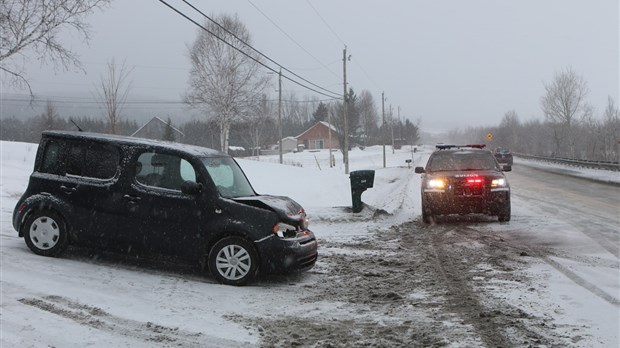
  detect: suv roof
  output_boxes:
[435,144,486,150]
[42,130,226,158]
[426,144,499,172]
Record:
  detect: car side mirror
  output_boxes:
[414,167,425,174]
[502,165,512,172]
[181,180,202,195]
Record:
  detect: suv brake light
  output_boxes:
[465,177,484,185]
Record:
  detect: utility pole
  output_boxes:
[382,92,386,168]
[328,108,333,168]
[278,68,283,164]
[390,104,395,154]
[343,47,349,174]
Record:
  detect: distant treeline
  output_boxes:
[438,111,619,163]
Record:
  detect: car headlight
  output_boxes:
[300,217,309,230]
[491,178,506,187]
[427,178,446,189]
[273,222,297,238]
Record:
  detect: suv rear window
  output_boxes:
[427,151,497,171]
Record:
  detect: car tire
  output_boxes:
[421,201,433,224]
[23,210,69,257]
[498,203,511,222]
[208,236,258,286]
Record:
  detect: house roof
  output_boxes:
[295,121,339,139]
[131,117,185,137]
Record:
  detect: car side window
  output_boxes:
[66,142,119,179]
[135,152,197,191]
[39,140,65,175]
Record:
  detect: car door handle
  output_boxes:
[123,194,142,203]
[60,185,76,194]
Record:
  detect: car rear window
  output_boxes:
[39,139,119,179]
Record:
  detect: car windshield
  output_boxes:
[495,148,510,154]
[201,157,255,198]
[427,151,498,172]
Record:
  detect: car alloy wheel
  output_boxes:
[209,237,258,286]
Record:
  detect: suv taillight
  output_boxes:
[465,177,484,185]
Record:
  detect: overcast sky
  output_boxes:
[3,0,619,133]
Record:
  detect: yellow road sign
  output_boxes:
[487,132,493,141]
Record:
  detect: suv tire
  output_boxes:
[498,202,511,222]
[208,236,258,286]
[421,202,433,224]
[23,210,69,257]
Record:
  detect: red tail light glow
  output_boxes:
[465,177,484,185]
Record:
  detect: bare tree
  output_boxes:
[185,14,270,153]
[540,67,592,156]
[40,99,59,131]
[249,94,274,157]
[496,110,520,149]
[602,96,620,161]
[357,90,378,146]
[94,59,132,135]
[1,0,111,96]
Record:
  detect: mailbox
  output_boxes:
[349,170,375,213]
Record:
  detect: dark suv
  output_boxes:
[414,144,511,223]
[13,131,317,285]
[493,147,513,166]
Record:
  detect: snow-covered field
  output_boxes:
[1,141,618,347]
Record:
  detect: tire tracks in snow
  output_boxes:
[405,222,557,347]
[539,255,620,306]
[17,295,245,347]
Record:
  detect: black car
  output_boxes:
[493,147,513,166]
[13,131,317,285]
[415,144,511,223]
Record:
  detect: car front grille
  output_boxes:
[452,179,485,196]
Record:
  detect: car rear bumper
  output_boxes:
[495,157,513,165]
[423,190,509,215]
[255,231,318,274]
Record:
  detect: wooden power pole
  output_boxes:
[343,47,349,174]
[278,68,283,164]
[382,92,386,168]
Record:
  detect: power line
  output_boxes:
[304,1,382,91]
[158,0,341,100]
[245,0,340,80]
[2,95,333,106]
[180,0,340,98]
[1,97,184,105]
[305,0,346,46]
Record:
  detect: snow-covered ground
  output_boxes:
[1,141,618,347]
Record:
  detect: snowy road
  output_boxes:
[509,164,620,257]
[1,142,618,347]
